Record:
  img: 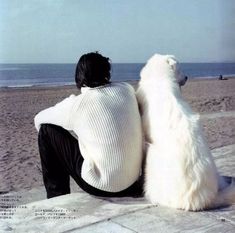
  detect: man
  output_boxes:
[34,52,143,198]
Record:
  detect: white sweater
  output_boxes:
[34,82,143,192]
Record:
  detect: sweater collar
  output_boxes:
[81,87,92,94]
[81,83,112,94]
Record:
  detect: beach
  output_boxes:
[0,78,234,194]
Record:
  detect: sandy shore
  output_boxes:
[0,78,234,193]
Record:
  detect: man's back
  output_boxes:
[72,82,143,192]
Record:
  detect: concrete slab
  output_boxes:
[0,193,151,233]
[73,221,136,233]
[112,205,235,233]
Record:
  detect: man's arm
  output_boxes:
[34,94,78,131]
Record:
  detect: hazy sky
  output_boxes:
[0,0,235,63]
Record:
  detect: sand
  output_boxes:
[0,78,234,193]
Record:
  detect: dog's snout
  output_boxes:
[179,76,188,86]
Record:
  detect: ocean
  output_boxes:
[0,63,235,88]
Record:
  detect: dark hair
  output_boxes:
[75,52,111,89]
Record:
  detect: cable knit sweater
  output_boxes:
[34,82,143,192]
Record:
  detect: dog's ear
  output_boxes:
[166,56,177,66]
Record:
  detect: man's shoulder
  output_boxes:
[82,82,135,98]
[111,82,134,92]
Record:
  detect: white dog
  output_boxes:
[137,54,235,211]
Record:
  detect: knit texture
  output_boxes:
[34,82,143,192]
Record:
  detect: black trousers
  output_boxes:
[38,124,143,198]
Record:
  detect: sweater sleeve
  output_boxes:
[34,94,77,132]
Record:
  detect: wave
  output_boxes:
[0,67,26,71]
[0,82,75,89]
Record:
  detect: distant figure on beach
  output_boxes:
[219,75,228,80]
[34,52,143,198]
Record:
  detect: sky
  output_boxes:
[0,0,235,63]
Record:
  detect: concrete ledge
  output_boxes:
[0,144,234,232]
[200,110,235,120]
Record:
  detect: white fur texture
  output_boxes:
[137,54,235,211]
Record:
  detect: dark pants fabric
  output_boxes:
[38,124,143,198]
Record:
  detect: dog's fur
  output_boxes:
[137,54,235,211]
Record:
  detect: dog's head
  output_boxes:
[140,54,187,86]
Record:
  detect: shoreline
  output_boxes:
[1,75,235,90]
[0,78,234,193]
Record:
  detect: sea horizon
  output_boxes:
[0,62,235,88]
